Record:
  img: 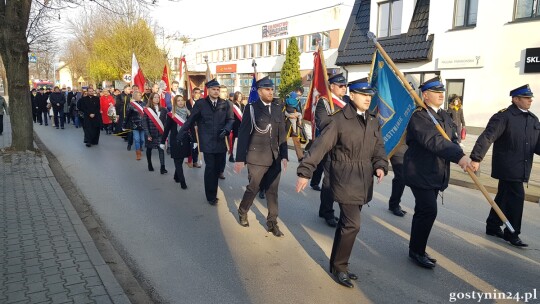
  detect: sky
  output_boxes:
[151,0,355,39]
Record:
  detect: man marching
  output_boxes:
[234,76,288,237]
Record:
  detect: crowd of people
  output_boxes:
[27,77,537,288]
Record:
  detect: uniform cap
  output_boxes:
[510,84,534,97]
[419,76,445,92]
[256,76,274,89]
[205,78,220,88]
[348,77,375,95]
[328,73,346,85]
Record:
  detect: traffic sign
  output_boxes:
[29,53,37,63]
[123,74,132,83]
[78,76,85,83]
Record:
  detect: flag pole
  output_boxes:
[184,56,202,166]
[366,32,514,233]
[316,43,334,113]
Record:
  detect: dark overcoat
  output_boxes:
[142,106,167,149]
[403,107,464,191]
[178,96,234,153]
[79,96,101,128]
[471,103,540,182]
[235,99,288,166]
[162,114,192,159]
[297,104,388,205]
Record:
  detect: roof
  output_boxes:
[336,0,434,66]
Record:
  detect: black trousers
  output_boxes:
[310,158,325,187]
[203,152,226,201]
[146,146,165,166]
[330,204,363,273]
[389,154,406,210]
[0,115,3,134]
[409,187,438,254]
[487,180,524,235]
[53,108,64,128]
[85,126,100,145]
[40,111,48,125]
[319,158,335,220]
[239,160,282,223]
[173,158,186,183]
[219,152,226,173]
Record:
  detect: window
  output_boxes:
[263,41,271,56]
[377,0,403,38]
[277,40,283,55]
[231,47,237,60]
[223,49,230,61]
[454,0,478,27]
[309,32,332,51]
[254,43,262,57]
[212,50,218,62]
[238,46,244,59]
[445,79,465,109]
[297,36,304,52]
[514,0,540,19]
[246,45,253,58]
[218,50,223,62]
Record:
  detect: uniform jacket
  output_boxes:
[78,95,101,128]
[403,107,465,190]
[162,113,192,159]
[49,92,65,110]
[471,103,540,182]
[36,93,49,111]
[178,96,234,153]
[143,105,167,148]
[297,104,388,205]
[235,99,288,166]
[123,100,146,131]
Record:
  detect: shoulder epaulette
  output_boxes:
[498,108,507,113]
[413,106,424,113]
[330,109,342,116]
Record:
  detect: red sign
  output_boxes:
[216,64,237,73]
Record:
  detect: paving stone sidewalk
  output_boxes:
[1,115,131,304]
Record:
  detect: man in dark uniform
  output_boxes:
[186,87,202,168]
[179,79,234,205]
[234,77,288,237]
[388,144,408,216]
[310,73,350,227]
[115,85,132,146]
[403,77,471,268]
[296,77,388,288]
[79,87,101,147]
[470,84,538,247]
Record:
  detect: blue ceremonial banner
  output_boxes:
[247,75,259,104]
[369,50,416,157]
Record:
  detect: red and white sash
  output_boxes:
[332,97,346,109]
[167,112,185,126]
[130,100,144,115]
[232,104,243,121]
[144,107,164,134]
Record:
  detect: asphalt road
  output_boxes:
[35,124,540,304]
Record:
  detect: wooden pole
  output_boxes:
[366,32,515,233]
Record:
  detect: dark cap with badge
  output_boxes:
[348,77,375,96]
[256,76,274,89]
[328,73,347,85]
[419,76,445,92]
[510,84,534,97]
[205,78,220,88]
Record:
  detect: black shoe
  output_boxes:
[229,155,235,162]
[160,166,168,174]
[424,252,437,264]
[390,207,407,217]
[219,173,225,179]
[56,127,59,129]
[258,189,265,199]
[325,217,338,227]
[347,271,358,281]
[174,173,180,183]
[311,185,321,191]
[331,270,354,288]
[238,210,249,227]
[409,250,435,268]
[85,143,91,147]
[61,127,64,129]
[267,222,284,237]
[180,181,187,189]
[148,163,154,171]
[127,144,132,151]
[503,234,528,247]
[486,228,504,239]
[208,199,217,206]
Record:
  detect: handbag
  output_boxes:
[461,127,466,140]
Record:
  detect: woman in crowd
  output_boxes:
[143,92,168,174]
[100,89,116,134]
[229,91,244,162]
[123,91,146,160]
[447,95,466,146]
[161,95,191,189]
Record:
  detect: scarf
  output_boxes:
[452,105,460,111]
[175,107,189,132]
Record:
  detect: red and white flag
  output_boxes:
[304,47,331,137]
[131,53,146,91]
[160,64,171,108]
[144,108,164,135]
[167,112,185,126]
[130,100,144,116]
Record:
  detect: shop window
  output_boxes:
[454,0,478,27]
[377,0,403,38]
[514,0,540,19]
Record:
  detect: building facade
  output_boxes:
[180,4,352,98]
[337,0,540,127]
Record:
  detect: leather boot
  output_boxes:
[160,165,167,174]
[136,150,141,160]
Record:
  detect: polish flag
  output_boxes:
[304,47,331,138]
[131,53,146,91]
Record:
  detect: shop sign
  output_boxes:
[437,56,483,69]
[262,21,288,38]
[216,64,237,73]
[525,48,540,73]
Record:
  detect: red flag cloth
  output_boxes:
[131,53,146,92]
[304,48,331,137]
[160,64,171,108]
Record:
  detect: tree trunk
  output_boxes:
[0,1,33,151]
